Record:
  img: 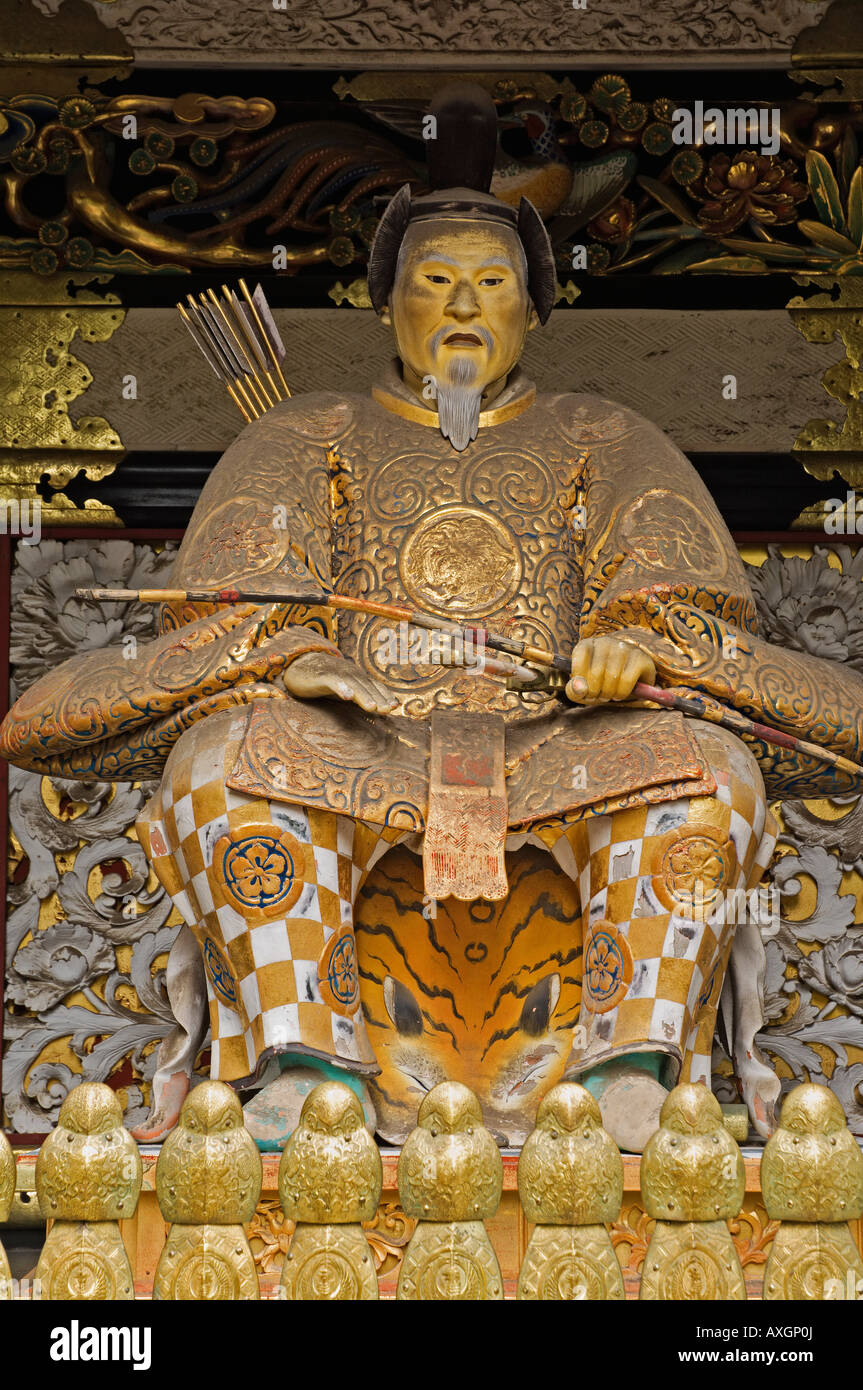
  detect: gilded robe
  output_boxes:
[3,366,860,807]
[3,371,861,1140]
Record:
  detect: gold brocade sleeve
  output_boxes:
[554,393,863,798]
[602,613,863,799]
[553,392,757,638]
[158,392,355,639]
[0,392,358,780]
[0,606,341,779]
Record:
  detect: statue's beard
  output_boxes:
[435,357,483,452]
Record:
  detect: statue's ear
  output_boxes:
[517,197,556,325]
[368,183,412,313]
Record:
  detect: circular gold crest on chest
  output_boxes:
[399,505,522,618]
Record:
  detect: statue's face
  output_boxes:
[383,220,538,398]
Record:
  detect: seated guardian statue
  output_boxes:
[3,85,861,1153]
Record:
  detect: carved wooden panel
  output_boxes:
[50,0,832,69]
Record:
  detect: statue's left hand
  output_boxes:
[283,651,399,715]
[565,635,656,704]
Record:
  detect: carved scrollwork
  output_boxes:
[2,539,188,1134]
[708,545,863,1133]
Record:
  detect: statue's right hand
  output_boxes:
[282,651,398,716]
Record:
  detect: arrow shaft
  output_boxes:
[73,584,863,778]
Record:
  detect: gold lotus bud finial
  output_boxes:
[154,1081,263,1300]
[417,1080,483,1134]
[0,1131,14,1225]
[54,1084,121,1135]
[642,1082,744,1222]
[279,1082,381,1300]
[36,1082,142,1222]
[176,1078,245,1133]
[398,1081,502,1222]
[763,1083,863,1225]
[762,1083,863,1299]
[35,1083,142,1300]
[779,1082,847,1135]
[156,1080,262,1226]
[0,1131,14,1300]
[397,1082,504,1300]
[517,1083,625,1300]
[639,1083,746,1301]
[279,1081,382,1225]
[519,1083,623,1226]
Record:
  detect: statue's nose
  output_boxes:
[446,280,480,319]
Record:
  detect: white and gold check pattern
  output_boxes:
[531,724,776,1086]
[139,710,775,1098]
[137,710,403,1086]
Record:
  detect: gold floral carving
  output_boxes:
[611,1202,781,1277]
[789,278,863,489]
[248,1198,294,1275]
[0,273,124,525]
[362,1201,417,1277]
[728,1210,781,1269]
[248,1197,417,1282]
[610,1203,656,1273]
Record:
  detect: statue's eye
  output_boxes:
[383,975,424,1036]
[519,973,561,1037]
[479,276,503,286]
[425,274,450,284]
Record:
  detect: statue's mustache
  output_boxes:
[429,324,494,356]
